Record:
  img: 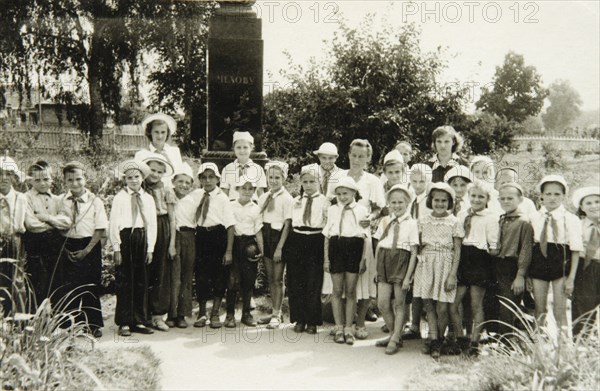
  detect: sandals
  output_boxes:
[344,327,355,345]
[355,326,368,340]
[385,340,401,355]
[334,328,345,344]
[266,315,282,330]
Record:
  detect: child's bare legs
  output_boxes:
[356,299,369,329]
[436,302,450,338]
[532,279,550,326]
[391,284,407,343]
[470,286,486,342]
[450,286,468,339]
[551,277,568,329]
[264,257,285,316]
[331,273,346,328]
[423,299,438,340]
[377,282,394,339]
[344,273,359,329]
[408,297,423,334]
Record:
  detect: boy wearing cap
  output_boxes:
[23,161,68,307]
[529,175,582,330]
[495,167,537,215]
[488,182,533,336]
[257,161,294,329]
[167,162,196,328]
[225,177,265,328]
[56,161,108,337]
[571,186,600,335]
[444,165,473,216]
[221,131,267,201]
[304,142,344,201]
[380,150,406,194]
[109,160,158,336]
[141,153,176,331]
[0,156,28,316]
[190,163,236,328]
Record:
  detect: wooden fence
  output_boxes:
[513,136,599,153]
[2,126,148,153]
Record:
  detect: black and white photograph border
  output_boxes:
[0,0,599,390]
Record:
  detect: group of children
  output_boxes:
[0,116,598,360]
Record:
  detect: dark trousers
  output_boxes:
[170,229,196,318]
[115,228,148,327]
[23,230,62,308]
[572,259,600,335]
[59,237,103,329]
[195,226,228,301]
[229,235,259,313]
[285,231,324,326]
[148,214,171,316]
[493,257,523,335]
[0,236,20,316]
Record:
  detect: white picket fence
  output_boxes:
[513,136,599,153]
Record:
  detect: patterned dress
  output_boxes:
[413,213,464,303]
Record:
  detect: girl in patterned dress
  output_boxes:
[413,182,464,359]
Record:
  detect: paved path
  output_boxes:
[99,313,427,390]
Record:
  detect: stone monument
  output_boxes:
[202,0,267,168]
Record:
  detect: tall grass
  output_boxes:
[479,299,600,391]
[0,259,102,390]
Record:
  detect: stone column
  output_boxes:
[202,0,267,167]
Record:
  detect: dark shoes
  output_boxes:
[224,315,236,328]
[165,318,177,328]
[241,313,257,327]
[402,328,422,340]
[194,315,208,328]
[132,324,154,335]
[210,314,223,329]
[385,339,402,355]
[176,317,188,329]
[365,307,378,322]
[306,325,317,334]
[293,323,306,333]
[430,338,442,359]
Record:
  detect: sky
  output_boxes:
[258,0,600,112]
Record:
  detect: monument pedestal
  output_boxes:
[202,0,267,170]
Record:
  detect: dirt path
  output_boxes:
[98,309,427,390]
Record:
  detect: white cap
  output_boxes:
[409,163,433,181]
[333,176,359,193]
[117,159,151,179]
[313,142,339,157]
[383,149,404,165]
[429,182,456,204]
[173,162,194,180]
[265,161,289,178]
[444,165,474,183]
[0,155,25,182]
[233,131,254,145]
[537,174,568,194]
[236,174,258,188]
[572,186,600,208]
[140,152,174,176]
[387,183,415,204]
[197,162,221,178]
[141,113,177,135]
[300,165,319,178]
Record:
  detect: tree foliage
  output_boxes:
[263,18,471,170]
[476,52,548,123]
[464,112,517,157]
[542,79,582,133]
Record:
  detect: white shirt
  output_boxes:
[58,190,108,239]
[258,188,293,231]
[232,200,263,236]
[339,170,386,212]
[291,193,328,228]
[457,208,500,251]
[530,205,584,252]
[410,191,432,220]
[519,197,538,215]
[173,193,198,230]
[109,188,157,252]
[323,202,369,238]
[374,212,419,251]
[187,187,236,228]
[220,159,267,200]
[25,189,64,233]
[582,218,600,260]
[303,163,345,201]
[0,189,27,235]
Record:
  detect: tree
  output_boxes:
[263,18,471,170]
[0,1,213,150]
[476,52,548,123]
[542,79,582,133]
[464,112,517,156]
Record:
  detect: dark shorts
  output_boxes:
[329,236,363,274]
[262,223,282,260]
[377,248,411,285]
[529,244,571,281]
[457,245,493,287]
